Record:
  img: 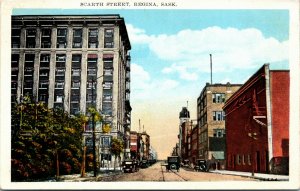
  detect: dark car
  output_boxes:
[166,156,180,172]
[140,160,149,168]
[122,159,139,173]
[194,159,208,172]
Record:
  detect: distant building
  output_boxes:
[197,83,241,169]
[141,132,150,160]
[223,64,289,174]
[190,123,198,164]
[130,131,138,159]
[178,107,190,158]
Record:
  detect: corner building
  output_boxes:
[11,15,132,163]
[223,64,289,174]
[197,83,241,169]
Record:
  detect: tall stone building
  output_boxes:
[11,15,132,165]
[197,83,241,169]
[178,107,190,158]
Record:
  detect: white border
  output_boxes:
[1,0,299,190]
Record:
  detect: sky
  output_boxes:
[13,9,289,159]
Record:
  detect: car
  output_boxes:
[122,159,139,173]
[166,156,180,172]
[140,160,149,168]
[194,159,208,172]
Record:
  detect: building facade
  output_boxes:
[11,15,132,166]
[141,132,150,160]
[197,83,241,169]
[223,64,289,174]
[178,107,190,158]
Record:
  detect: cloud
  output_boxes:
[126,24,155,44]
[131,63,180,100]
[160,79,179,90]
[127,25,289,81]
[131,63,151,91]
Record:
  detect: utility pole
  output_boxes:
[91,77,97,177]
[139,119,141,133]
[210,54,213,84]
[90,75,104,177]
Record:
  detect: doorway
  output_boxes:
[256,151,260,172]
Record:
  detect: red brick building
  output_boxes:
[223,64,289,174]
[130,131,138,159]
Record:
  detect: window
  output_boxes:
[101,136,111,147]
[104,29,114,48]
[237,155,241,165]
[55,95,63,103]
[88,28,98,48]
[72,69,81,76]
[56,54,66,62]
[103,82,113,89]
[72,81,80,89]
[102,102,112,115]
[213,129,225,137]
[41,29,52,48]
[55,82,64,89]
[39,81,48,89]
[87,81,96,89]
[103,58,113,67]
[86,94,94,102]
[55,68,65,76]
[213,111,225,121]
[103,94,112,102]
[87,68,97,76]
[71,94,80,102]
[12,29,21,48]
[213,93,225,103]
[104,68,113,76]
[26,29,36,48]
[72,29,82,48]
[57,28,67,48]
[248,154,251,165]
[242,155,246,165]
[39,94,48,102]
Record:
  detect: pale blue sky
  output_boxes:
[13,9,290,158]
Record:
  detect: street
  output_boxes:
[100,161,257,181]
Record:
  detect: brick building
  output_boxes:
[197,83,241,169]
[223,64,289,174]
[178,107,190,158]
[11,15,132,165]
[141,132,150,160]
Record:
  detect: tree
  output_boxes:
[111,137,124,171]
[11,96,84,181]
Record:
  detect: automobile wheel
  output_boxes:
[200,164,206,172]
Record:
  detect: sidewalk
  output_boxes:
[210,170,289,181]
[54,168,123,182]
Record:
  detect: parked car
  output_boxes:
[140,160,149,168]
[166,156,180,172]
[122,159,139,173]
[194,159,208,172]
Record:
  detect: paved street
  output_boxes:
[100,161,257,181]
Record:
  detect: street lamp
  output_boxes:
[91,75,104,177]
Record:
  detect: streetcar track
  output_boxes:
[170,169,188,181]
[160,164,165,181]
[160,163,187,181]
